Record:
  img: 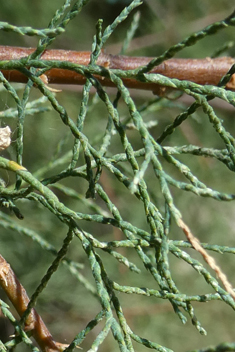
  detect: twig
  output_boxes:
[0,254,67,352]
[0,46,234,94]
[178,218,235,300]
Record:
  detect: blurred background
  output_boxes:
[0,1,235,351]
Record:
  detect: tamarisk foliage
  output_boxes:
[0,1,235,351]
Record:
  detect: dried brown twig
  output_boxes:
[0,46,234,94]
[178,218,235,300]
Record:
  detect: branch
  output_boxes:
[0,46,234,94]
[0,254,67,352]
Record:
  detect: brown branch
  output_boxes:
[0,254,67,352]
[0,46,234,94]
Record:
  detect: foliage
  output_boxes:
[0,1,235,351]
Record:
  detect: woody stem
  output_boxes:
[0,254,63,352]
[0,46,234,93]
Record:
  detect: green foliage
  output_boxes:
[0,1,235,351]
